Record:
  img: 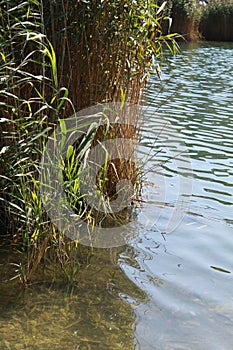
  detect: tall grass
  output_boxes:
[165,0,202,41]
[0,0,179,283]
[199,0,233,41]
[0,0,79,282]
[164,0,233,42]
[42,0,180,110]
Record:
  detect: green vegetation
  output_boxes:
[0,0,179,283]
[200,0,233,41]
[163,0,233,41]
[167,0,202,40]
[42,0,180,110]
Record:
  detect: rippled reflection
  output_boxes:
[143,41,233,224]
[128,42,233,349]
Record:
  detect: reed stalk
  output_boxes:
[0,0,179,282]
[199,0,233,41]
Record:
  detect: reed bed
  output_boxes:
[0,0,179,283]
[164,0,233,42]
[163,0,202,41]
[199,0,233,41]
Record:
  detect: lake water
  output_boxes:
[1,42,233,349]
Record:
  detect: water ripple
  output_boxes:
[143,42,233,223]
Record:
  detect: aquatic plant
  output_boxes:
[165,0,202,40]
[199,0,233,41]
[41,0,181,110]
[0,0,179,283]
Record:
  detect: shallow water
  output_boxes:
[1,42,233,349]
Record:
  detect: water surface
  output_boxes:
[134,41,233,349]
[1,42,233,349]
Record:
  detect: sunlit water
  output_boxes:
[1,42,233,349]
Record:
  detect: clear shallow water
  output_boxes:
[1,42,233,349]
